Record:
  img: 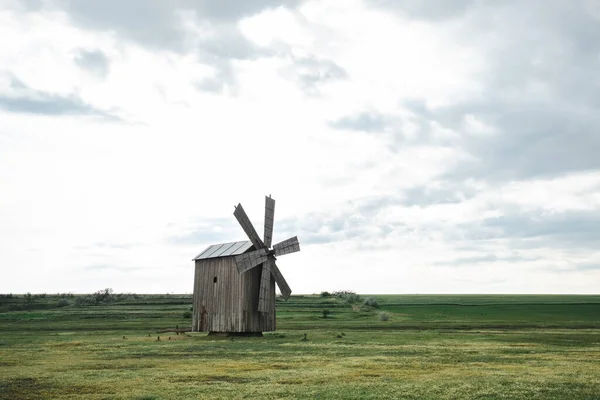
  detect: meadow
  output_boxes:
[1,292,599,399]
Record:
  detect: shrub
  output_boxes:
[378,311,391,321]
[183,311,192,319]
[92,288,114,303]
[363,297,379,307]
[57,298,70,308]
[322,309,331,318]
[333,290,360,304]
[74,295,94,306]
[320,291,331,297]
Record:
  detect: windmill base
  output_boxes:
[208,331,264,337]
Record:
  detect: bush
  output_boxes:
[74,295,94,306]
[333,290,360,304]
[183,311,192,319]
[320,291,331,297]
[322,309,331,318]
[92,288,114,303]
[378,311,391,321]
[57,298,70,307]
[363,297,378,307]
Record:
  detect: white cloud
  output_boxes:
[0,0,599,294]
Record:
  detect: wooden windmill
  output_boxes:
[191,195,300,334]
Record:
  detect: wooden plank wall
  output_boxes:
[192,257,276,332]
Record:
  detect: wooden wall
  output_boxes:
[192,256,276,333]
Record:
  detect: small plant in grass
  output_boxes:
[320,291,331,297]
[182,311,192,319]
[363,297,379,307]
[322,309,331,318]
[57,298,70,308]
[300,333,308,341]
[378,311,391,321]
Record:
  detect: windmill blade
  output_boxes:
[234,248,268,274]
[263,196,275,248]
[270,260,291,300]
[273,236,300,257]
[257,259,272,313]
[234,203,265,250]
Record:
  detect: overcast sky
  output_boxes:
[1,0,599,295]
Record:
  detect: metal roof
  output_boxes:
[192,240,253,260]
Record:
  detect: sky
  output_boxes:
[1,0,599,295]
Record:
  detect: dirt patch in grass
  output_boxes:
[0,377,102,400]
[0,377,51,400]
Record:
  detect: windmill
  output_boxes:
[233,195,300,312]
[191,195,300,334]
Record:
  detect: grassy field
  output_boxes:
[1,293,599,399]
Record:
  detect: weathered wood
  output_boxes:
[234,248,268,273]
[264,196,275,248]
[233,204,264,250]
[257,260,271,313]
[192,195,297,333]
[270,261,292,300]
[273,236,300,256]
[192,256,274,333]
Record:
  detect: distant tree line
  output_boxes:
[0,289,192,311]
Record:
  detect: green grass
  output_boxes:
[1,294,599,399]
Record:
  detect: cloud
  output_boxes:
[74,49,110,78]
[1,0,599,295]
[193,24,270,93]
[15,0,288,93]
[76,242,136,251]
[437,253,539,267]
[574,264,600,272]
[395,1,600,181]
[401,183,477,207]
[168,218,240,245]
[372,0,475,21]
[0,76,119,119]
[330,111,387,133]
[281,55,347,95]
[478,210,600,246]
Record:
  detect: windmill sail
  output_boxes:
[234,204,264,249]
[234,249,268,274]
[264,196,275,248]
[273,236,300,256]
[257,259,272,313]
[232,196,298,311]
